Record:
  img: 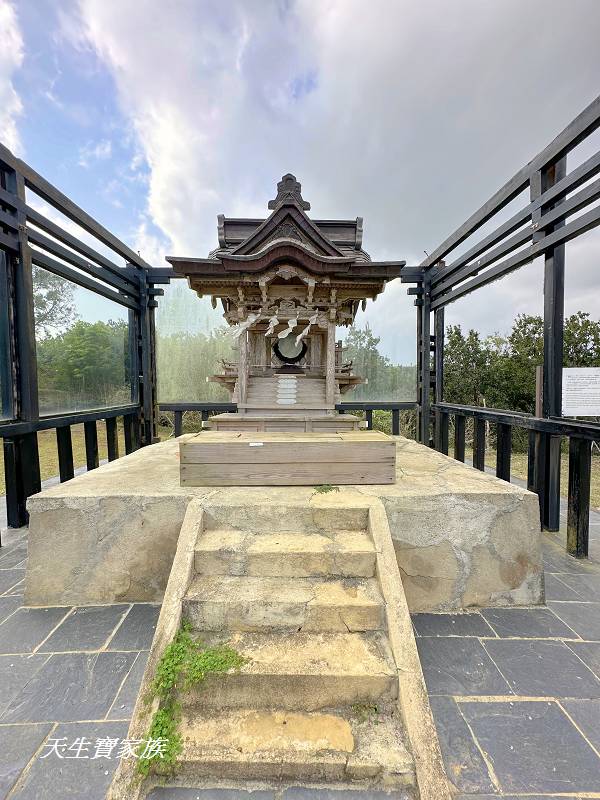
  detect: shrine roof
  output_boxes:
[167,174,405,279]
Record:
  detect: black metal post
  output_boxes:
[454,414,466,462]
[415,288,423,442]
[84,421,99,470]
[433,305,445,451]
[56,426,74,482]
[533,157,567,531]
[418,278,432,445]
[136,267,157,447]
[106,417,119,461]
[473,417,486,470]
[173,411,183,436]
[567,437,591,557]
[3,167,41,527]
[496,423,512,481]
[527,430,536,491]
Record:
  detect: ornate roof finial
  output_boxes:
[268,173,311,211]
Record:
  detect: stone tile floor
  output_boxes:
[0,506,598,798]
[415,502,600,799]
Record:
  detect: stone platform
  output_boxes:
[24,436,543,611]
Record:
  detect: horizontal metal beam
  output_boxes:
[0,229,18,253]
[422,93,600,268]
[433,149,600,287]
[433,175,600,299]
[0,404,139,437]
[0,207,18,231]
[146,267,177,284]
[399,266,426,283]
[431,201,600,309]
[30,248,138,309]
[0,185,23,212]
[434,403,600,441]
[0,141,151,270]
[336,402,418,411]
[26,205,139,288]
[158,402,237,412]
[27,228,138,296]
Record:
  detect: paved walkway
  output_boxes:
[0,503,598,797]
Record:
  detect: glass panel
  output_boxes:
[156,282,234,402]
[33,267,132,415]
[340,282,416,401]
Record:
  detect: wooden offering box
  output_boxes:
[180,431,396,486]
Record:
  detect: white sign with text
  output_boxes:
[562,367,600,416]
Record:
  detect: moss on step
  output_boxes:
[313,484,340,494]
[137,619,246,778]
[351,702,381,725]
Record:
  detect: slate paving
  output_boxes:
[0,503,598,798]
[415,507,600,798]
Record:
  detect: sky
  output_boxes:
[1,0,600,363]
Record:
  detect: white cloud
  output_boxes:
[0,0,24,154]
[63,0,600,362]
[78,137,112,167]
[132,216,172,266]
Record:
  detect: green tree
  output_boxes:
[443,326,491,406]
[156,327,234,402]
[32,266,77,337]
[343,324,415,401]
[36,319,130,412]
[444,312,600,414]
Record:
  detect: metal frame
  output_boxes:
[2,93,600,563]
[419,94,600,557]
[0,143,165,530]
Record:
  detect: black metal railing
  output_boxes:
[0,142,167,531]
[419,94,600,558]
[433,403,600,558]
[1,407,142,527]
[158,401,418,437]
[159,403,236,436]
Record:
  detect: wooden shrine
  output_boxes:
[168,174,404,433]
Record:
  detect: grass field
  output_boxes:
[462,446,600,510]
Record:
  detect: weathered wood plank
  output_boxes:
[180,431,396,485]
[181,461,395,486]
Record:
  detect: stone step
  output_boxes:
[180,631,397,711]
[202,504,368,532]
[183,575,384,632]
[194,529,376,578]
[169,707,415,788]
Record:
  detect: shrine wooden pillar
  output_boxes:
[325,320,336,406]
[238,331,248,406]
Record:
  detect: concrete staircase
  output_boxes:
[174,505,417,790]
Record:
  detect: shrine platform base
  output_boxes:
[24,436,543,612]
[207,411,361,432]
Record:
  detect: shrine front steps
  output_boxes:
[175,707,415,786]
[193,528,377,578]
[183,575,385,631]
[172,510,418,792]
[107,498,451,800]
[179,630,397,712]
